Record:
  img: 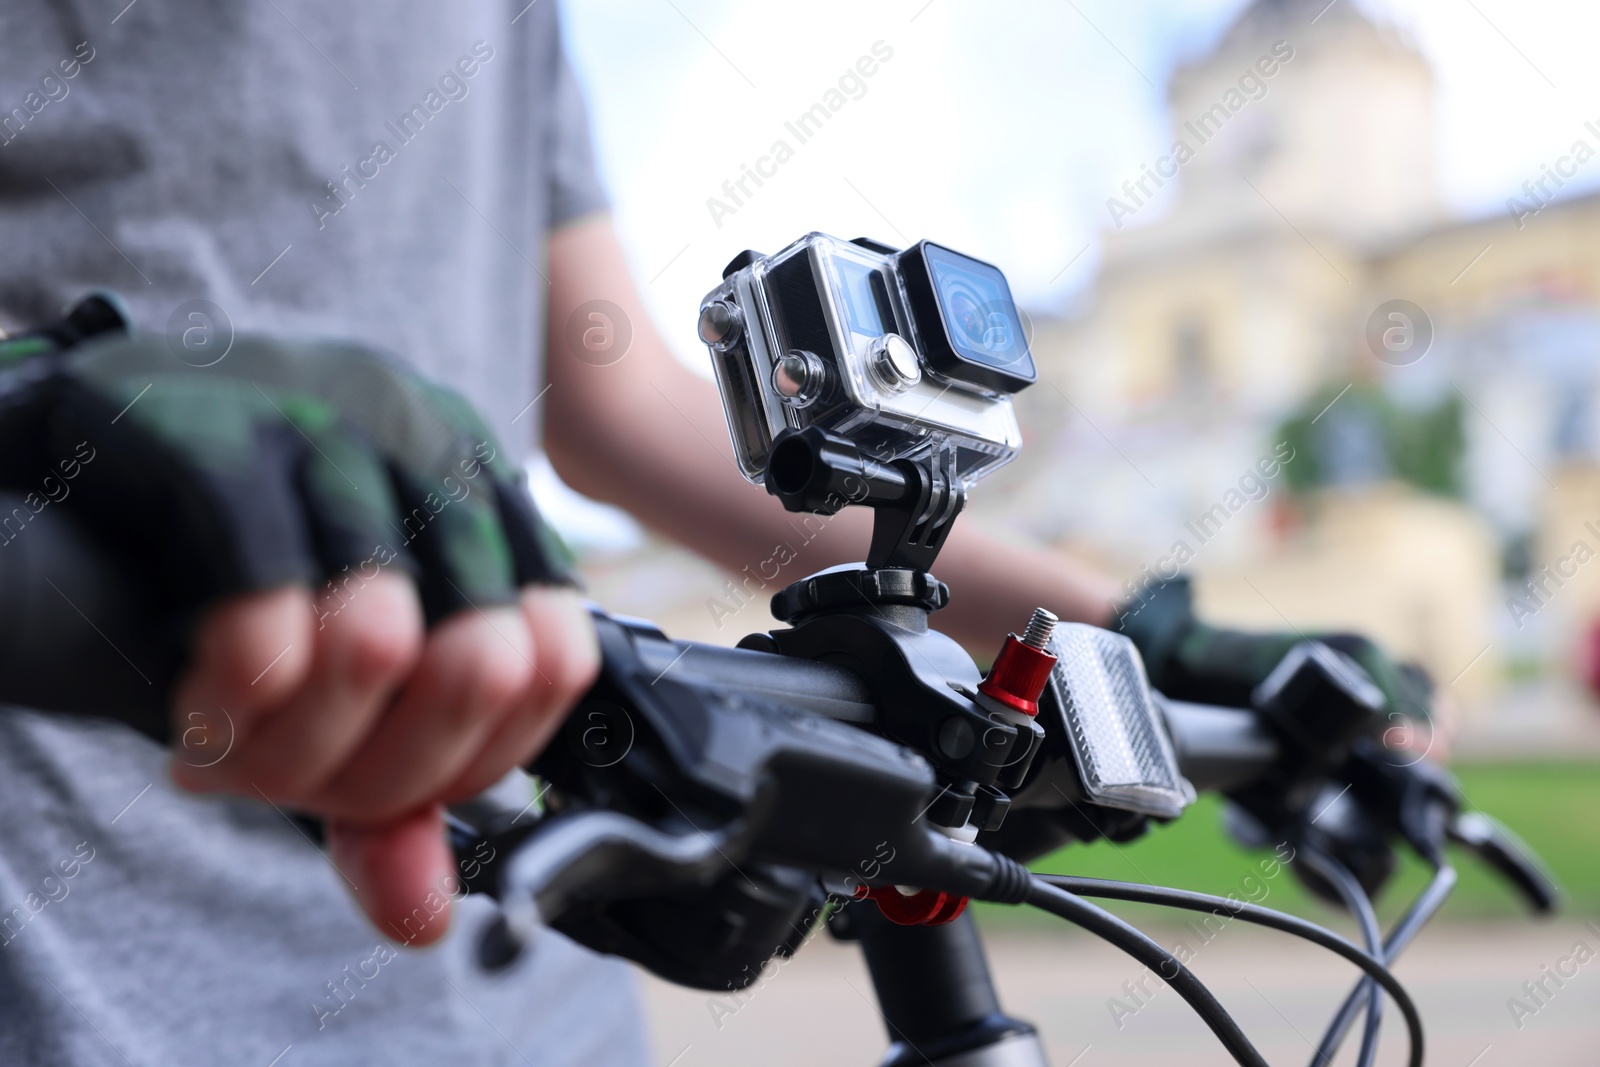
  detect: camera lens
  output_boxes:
[899,240,1034,392]
[936,269,1020,365]
[944,283,994,352]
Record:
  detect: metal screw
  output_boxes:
[1021,608,1058,650]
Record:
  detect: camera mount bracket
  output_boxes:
[749,425,1043,837]
[762,426,967,576]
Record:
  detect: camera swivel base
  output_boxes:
[769,564,948,626]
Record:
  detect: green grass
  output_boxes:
[975,761,1600,928]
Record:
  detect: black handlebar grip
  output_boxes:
[0,493,185,741]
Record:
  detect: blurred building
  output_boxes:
[575,0,1600,743]
[1009,0,1600,720]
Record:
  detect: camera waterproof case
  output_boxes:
[698,233,1035,489]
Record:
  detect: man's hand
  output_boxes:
[0,322,597,945]
[172,580,596,946]
[1116,575,1452,761]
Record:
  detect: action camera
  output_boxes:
[697,233,1036,488]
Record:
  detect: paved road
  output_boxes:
[636,918,1600,1066]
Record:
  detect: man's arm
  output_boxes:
[543,216,1122,649]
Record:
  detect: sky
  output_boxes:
[546,0,1600,549]
[560,0,1600,331]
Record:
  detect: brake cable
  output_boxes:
[1298,847,1386,1067]
[1033,873,1425,1067]
[1020,877,1271,1067]
[1311,864,1457,1067]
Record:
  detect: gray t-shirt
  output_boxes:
[0,2,651,1065]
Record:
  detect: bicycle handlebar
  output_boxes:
[0,499,1555,917]
[0,495,1283,796]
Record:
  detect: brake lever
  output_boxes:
[1449,811,1560,914]
[470,809,741,970]
[1344,743,1560,914]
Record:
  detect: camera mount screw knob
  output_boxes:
[868,333,921,393]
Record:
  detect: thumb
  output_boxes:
[326,805,456,947]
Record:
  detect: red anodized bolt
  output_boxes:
[976,608,1059,717]
[857,611,1059,928]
